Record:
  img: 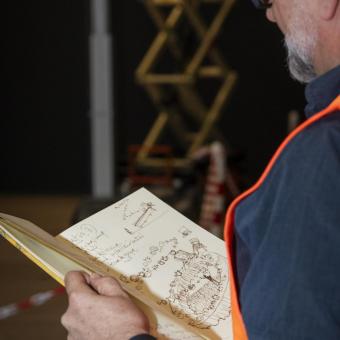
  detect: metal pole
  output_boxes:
[89,0,115,198]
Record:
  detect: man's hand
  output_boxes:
[61,271,150,340]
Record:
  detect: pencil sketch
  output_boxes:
[60,189,232,339]
[178,226,192,238]
[67,224,108,252]
[120,236,230,330]
[165,238,230,329]
[66,223,144,267]
[114,199,158,235]
[118,237,178,291]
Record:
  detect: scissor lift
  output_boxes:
[135,0,238,169]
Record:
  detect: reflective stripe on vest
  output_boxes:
[224,95,340,340]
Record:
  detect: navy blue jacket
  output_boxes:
[235,65,340,339]
[132,66,340,340]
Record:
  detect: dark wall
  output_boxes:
[0,1,90,193]
[0,1,305,194]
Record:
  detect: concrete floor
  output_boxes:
[0,196,81,340]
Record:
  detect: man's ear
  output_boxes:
[319,0,339,20]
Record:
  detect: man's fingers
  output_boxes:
[89,274,128,297]
[65,271,97,296]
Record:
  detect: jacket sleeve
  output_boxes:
[237,113,340,340]
[129,334,157,340]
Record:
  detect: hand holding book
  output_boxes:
[0,188,233,339]
[62,271,151,340]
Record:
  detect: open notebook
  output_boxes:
[0,188,233,339]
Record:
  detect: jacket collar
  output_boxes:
[305,65,340,118]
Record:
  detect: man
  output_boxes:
[61,0,340,338]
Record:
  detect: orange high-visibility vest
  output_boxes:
[224,95,340,340]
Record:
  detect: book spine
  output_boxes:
[0,227,65,286]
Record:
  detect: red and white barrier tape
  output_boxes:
[197,142,227,237]
[0,286,65,320]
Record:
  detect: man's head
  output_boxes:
[255,0,340,83]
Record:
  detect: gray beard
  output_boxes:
[284,38,317,83]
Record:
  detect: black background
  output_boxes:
[0,0,305,194]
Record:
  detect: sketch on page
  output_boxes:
[114,199,159,235]
[61,188,232,339]
[67,224,144,267]
[120,237,230,329]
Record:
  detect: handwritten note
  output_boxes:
[61,188,233,340]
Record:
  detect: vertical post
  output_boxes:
[89,0,114,198]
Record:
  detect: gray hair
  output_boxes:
[284,2,318,83]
